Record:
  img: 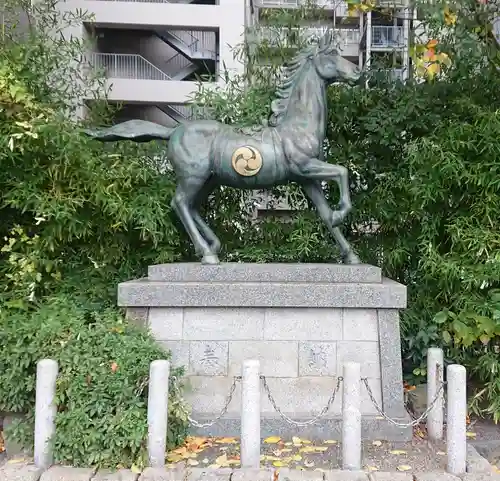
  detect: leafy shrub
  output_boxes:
[0,297,188,468]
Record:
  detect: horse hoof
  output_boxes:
[344,252,361,265]
[202,254,220,265]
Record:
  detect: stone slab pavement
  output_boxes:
[1,463,500,481]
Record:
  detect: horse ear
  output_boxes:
[319,29,334,51]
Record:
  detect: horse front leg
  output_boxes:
[301,181,361,265]
[299,158,352,226]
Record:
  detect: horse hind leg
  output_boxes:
[171,177,219,265]
[301,181,361,264]
[191,177,221,254]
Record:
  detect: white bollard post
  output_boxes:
[148,360,170,468]
[34,359,59,469]
[342,362,361,471]
[447,364,467,475]
[241,359,260,468]
[427,347,444,440]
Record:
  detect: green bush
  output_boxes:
[0,297,188,468]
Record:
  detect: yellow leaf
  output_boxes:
[215,454,230,467]
[292,436,302,445]
[444,6,457,26]
[264,436,282,444]
[372,440,382,447]
[284,442,293,446]
[300,446,328,453]
[261,455,280,461]
[323,440,337,444]
[281,448,293,452]
[273,461,288,467]
[466,432,477,438]
[397,465,412,472]
[426,62,441,79]
[7,458,27,464]
[187,459,199,466]
[390,450,407,455]
[301,439,312,444]
[292,455,303,461]
[366,466,379,472]
[167,454,184,463]
[131,464,141,474]
[215,437,238,444]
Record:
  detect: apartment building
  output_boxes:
[56,0,413,128]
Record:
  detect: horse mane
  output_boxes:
[268,31,335,127]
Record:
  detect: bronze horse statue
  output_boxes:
[86,30,362,265]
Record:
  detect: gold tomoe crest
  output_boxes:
[231,146,263,177]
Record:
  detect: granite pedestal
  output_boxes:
[118,263,412,440]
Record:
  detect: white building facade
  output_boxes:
[60,0,413,126]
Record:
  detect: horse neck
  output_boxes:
[278,64,327,138]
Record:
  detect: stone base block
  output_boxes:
[118,263,411,440]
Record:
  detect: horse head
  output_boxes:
[311,30,361,86]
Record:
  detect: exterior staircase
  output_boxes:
[157,104,193,123]
[155,30,217,61]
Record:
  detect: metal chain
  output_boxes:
[171,376,241,428]
[362,377,446,428]
[260,375,343,427]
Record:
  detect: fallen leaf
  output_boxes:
[466,432,477,439]
[390,450,407,455]
[323,440,337,444]
[372,440,382,447]
[397,465,412,472]
[300,446,328,453]
[273,460,288,467]
[202,458,209,464]
[187,459,199,466]
[281,448,293,453]
[215,454,230,467]
[366,466,379,472]
[292,436,302,446]
[284,441,293,446]
[292,454,302,461]
[208,464,220,469]
[261,455,281,461]
[228,459,241,465]
[130,464,141,474]
[437,451,446,456]
[264,436,281,444]
[166,453,184,463]
[215,437,238,444]
[304,459,315,468]
[7,458,27,464]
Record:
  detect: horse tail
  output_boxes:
[83,119,176,143]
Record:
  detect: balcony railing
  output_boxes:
[254,0,349,13]
[371,26,405,48]
[87,53,171,80]
[255,27,359,47]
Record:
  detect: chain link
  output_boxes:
[260,375,343,427]
[171,376,241,428]
[362,377,446,428]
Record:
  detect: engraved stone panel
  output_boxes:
[189,341,228,376]
[299,342,337,376]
